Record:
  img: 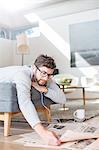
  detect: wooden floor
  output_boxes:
[0,122,68,150]
[0,142,56,150]
[0,142,68,150]
[0,127,67,150]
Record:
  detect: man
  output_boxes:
[0,54,66,145]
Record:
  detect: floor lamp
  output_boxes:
[16,33,29,66]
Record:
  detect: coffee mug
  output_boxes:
[73,109,85,122]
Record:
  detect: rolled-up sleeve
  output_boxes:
[13,71,40,128]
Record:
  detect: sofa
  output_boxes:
[0,83,56,136]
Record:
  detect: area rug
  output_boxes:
[50,99,99,122]
[10,99,99,124]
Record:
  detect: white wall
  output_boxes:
[0,39,13,67]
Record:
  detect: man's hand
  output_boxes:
[32,82,48,93]
[41,130,61,146]
[34,123,61,146]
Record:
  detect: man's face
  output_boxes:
[35,66,54,86]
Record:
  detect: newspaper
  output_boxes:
[14,116,99,149]
[60,130,99,142]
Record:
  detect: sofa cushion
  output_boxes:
[0,83,20,112]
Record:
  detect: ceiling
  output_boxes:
[0,0,98,29]
[0,0,68,28]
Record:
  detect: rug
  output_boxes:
[50,99,99,122]
[8,99,99,125]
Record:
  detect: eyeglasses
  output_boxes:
[36,66,54,78]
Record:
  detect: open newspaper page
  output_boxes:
[14,116,99,149]
[59,116,99,149]
[60,130,99,142]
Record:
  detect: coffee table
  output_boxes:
[58,84,86,106]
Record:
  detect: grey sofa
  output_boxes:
[0,83,19,113]
[0,83,56,136]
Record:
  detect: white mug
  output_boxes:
[73,109,85,122]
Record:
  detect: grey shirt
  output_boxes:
[0,65,66,128]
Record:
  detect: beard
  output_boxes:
[36,79,47,86]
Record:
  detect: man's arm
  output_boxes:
[32,80,66,104]
[45,80,66,104]
[13,72,41,128]
[13,72,61,146]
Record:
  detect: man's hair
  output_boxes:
[34,54,56,69]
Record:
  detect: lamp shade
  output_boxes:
[16,33,29,54]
